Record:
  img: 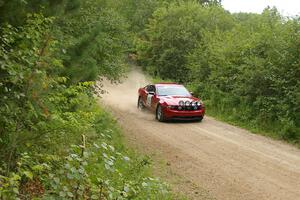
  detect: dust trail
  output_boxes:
[99,67,300,200]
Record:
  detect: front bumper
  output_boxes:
[163,107,205,120]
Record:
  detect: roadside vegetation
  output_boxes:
[134,1,300,145]
[0,0,176,199]
[1,0,299,198]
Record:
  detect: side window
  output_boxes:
[152,85,156,93]
[145,85,150,92]
[146,85,155,93]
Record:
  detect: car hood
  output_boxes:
[160,96,199,105]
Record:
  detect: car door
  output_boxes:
[148,85,161,111]
[145,85,155,108]
[139,86,148,105]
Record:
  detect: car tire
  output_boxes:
[137,96,145,110]
[156,105,165,122]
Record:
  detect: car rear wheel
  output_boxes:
[156,105,165,122]
[137,97,145,110]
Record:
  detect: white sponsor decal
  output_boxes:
[146,94,153,106]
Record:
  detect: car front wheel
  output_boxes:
[156,105,165,122]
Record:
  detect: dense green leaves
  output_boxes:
[137,2,300,143]
[0,0,73,25]
[0,0,174,199]
[57,0,129,83]
[0,14,58,170]
[137,1,234,82]
[188,8,300,141]
[0,0,130,171]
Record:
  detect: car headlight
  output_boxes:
[179,100,185,106]
[185,100,190,106]
[196,100,204,106]
[190,101,198,110]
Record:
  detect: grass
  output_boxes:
[204,101,300,149]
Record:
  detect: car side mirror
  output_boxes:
[190,91,194,95]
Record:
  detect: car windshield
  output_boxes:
[156,85,191,96]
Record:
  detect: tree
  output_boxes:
[137,1,233,82]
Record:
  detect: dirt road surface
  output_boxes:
[100,68,300,200]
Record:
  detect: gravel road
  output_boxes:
[100,68,300,200]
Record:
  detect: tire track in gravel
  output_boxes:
[99,67,300,200]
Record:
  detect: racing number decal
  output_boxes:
[146,94,153,107]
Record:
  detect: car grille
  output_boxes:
[172,105,202,111]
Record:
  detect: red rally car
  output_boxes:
[137,83,205,122]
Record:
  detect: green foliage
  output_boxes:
[113,0,163,33]
[137,2,300,144]
[114,0,222,33]
[57,0,129,83]
[1,110,173,199]
[0,0,131,171]
[0,0,74,26]
[137,1,234,82]
[0,14,59,171]
[188,8,300,143]
[0,1,176,199]
[113,0,223,56]
[44,138,171,199]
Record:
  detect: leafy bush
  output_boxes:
[0,2,175,199]
[0,109,173,199]
[137,2,300,144]
[0,14,59,171]
[188,8,300,143]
